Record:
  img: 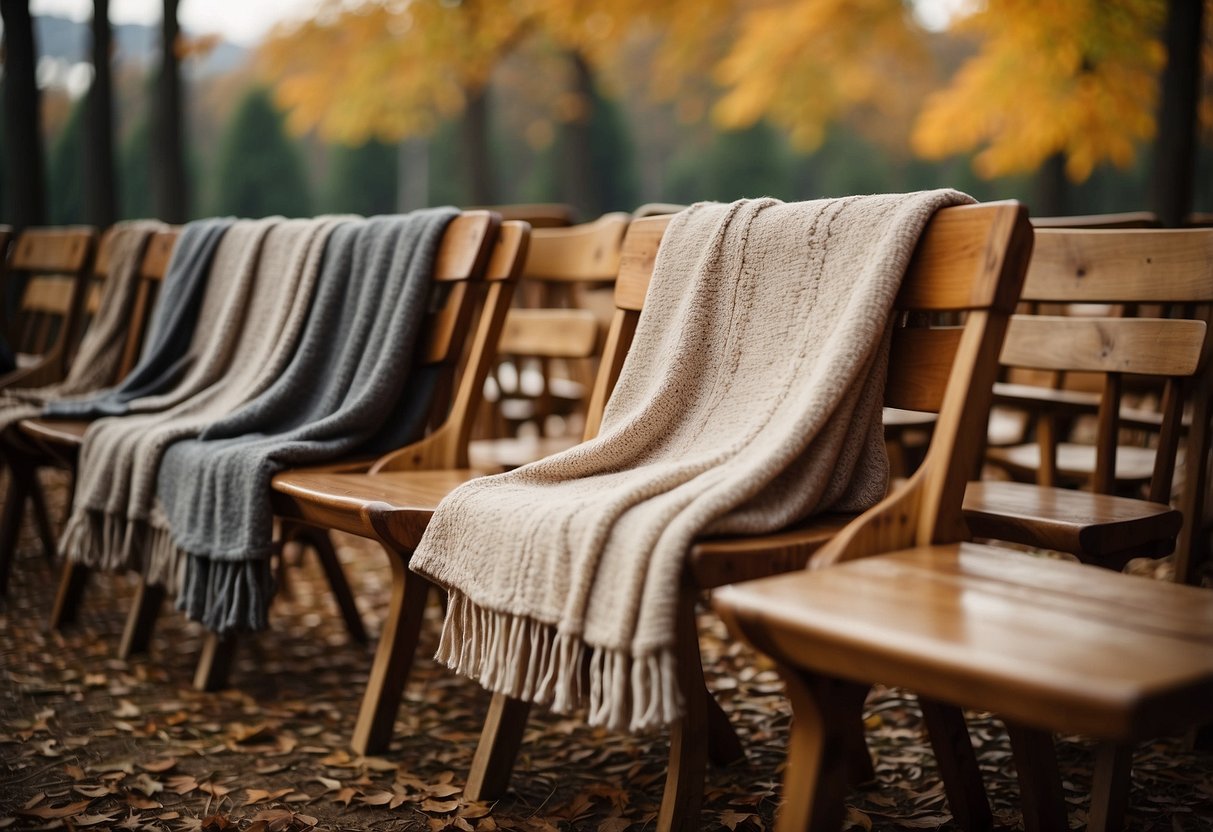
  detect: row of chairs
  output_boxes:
[1,204,1211,832]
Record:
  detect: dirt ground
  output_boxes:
[2,469,1212,831]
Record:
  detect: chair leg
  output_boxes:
[920,697,992,832]
[118,578,166,659]
[1006,722,1069,832]
[1087,742,1132,832]
[466,692,532,800]
[656,598,712,832]
[0,460,31,597]
[49,560,89,629]
[194,632,238,691]
[26,475,56,563]
[774,666,869,832]
[304,527,368,645]
[350,549,431,756]
[705,685,745,767]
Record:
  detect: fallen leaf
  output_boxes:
[245,787,294,805]
[140,756,178,773]
[422,798,461,814]
[114,700,141,718]
[18,799,94,819]
[596,818,633,832]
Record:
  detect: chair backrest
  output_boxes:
[3,227,96,384]
[369,215,530,473]
[115,230,180,379]
[1001,228,1213,500]
[475,203,576,229]
[1031,212,1159,229]
[590,202,1034,564]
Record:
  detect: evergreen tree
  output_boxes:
[50,98,86,224]
[322,139,398,215]
[120,116,154,220]
[664,121,795,204]
[212,88,311,218]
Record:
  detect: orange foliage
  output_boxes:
[911,0,1167,181]
[712,0,929,151]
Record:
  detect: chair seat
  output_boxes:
[270,468,490,548]
[19,417,90,452]
[688,514,855,589]
[468,435,579,470]
[988,441,1159,485]
[715,542,1213,742]
[963,480,1182,565]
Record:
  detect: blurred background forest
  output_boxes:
[1,0,1212,229]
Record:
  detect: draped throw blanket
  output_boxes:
[43,218,233,419]
[153,209,459,634]
[59,217,347,580]
[411,192,974,732]
[0,222,164,434]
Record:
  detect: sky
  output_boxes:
[29,0,320,45]
[28,0,971,46]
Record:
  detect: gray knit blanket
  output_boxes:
[0,222,164,434]
[411,192,974,732]
[155,210,458,634]
[59,217,347,579]
[43,218,233,419]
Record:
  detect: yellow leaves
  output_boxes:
[712,0,929,152]
[911,0,1167,181]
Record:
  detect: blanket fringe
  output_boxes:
[177,554,274,635]
[60,508,140,572]
[437,591,683,733]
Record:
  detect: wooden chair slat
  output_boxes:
[884,327,964,413]
[1022,228,1213,303]
[498,309,599,359]
[9,227,94,273]
[522,213,629,282]
[999,315,1206,375]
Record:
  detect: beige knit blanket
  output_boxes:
[0,222,164,431]
[60,217,347,583]
[412,192,974,732]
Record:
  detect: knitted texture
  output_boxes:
[59,217,347,581]
[155,210,458,634]
[0,222,163,433]
[43,218,233,419]
[411,192,974,732]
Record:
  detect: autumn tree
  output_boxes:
[911,0,1168,214]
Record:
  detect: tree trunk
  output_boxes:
[0,0,47,231]
[86,0,116,228]
[153,0,187,222]
[1035,152,1068,217]
[461,85,495,205]
[1150,0,1204,228]
[559,52,596,220]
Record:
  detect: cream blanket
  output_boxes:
[60,217,348,582]
[411,192,973,732]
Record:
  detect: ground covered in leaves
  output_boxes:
[3,471,1212,831]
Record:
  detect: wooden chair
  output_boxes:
[964,228,1213,571]
[1030,211,1160,229]
[170,215,529,694]
[0,231,178,600]
[0,227,96,392]
[716,490,1213,832]
[469,212,630,470]
[474,203,575,228]
[450,202,1030,832]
